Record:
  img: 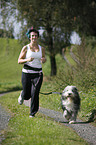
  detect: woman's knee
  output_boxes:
[22,90,31,100]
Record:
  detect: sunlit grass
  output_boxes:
[65,47,77,66]
[0,92,88,145]
[79,89,96,126]
[0,38,22,92]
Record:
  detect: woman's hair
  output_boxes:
[26,28,39,39]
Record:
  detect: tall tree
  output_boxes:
[16,0,68,75]
[1,0,73,75]
[64,0,96,36]
[1,0,96,75]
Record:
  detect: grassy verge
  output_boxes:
[79,90,96,126]
[64,47,76,66]
[0,92,88,145]
[0,38,22,93]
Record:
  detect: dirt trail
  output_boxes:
[0,93,11,144]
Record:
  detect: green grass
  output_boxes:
[0,38,95,144]
[0,38,22,92]
[79,89,96,125]
[0,92,88,145]
[65,47,77,66]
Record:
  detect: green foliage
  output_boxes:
[55,38,96,92]
[0,29,14,38]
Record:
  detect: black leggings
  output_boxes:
[21,72,43,116]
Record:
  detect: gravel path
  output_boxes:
[0,93,11,144]
[0,105,10,144]
[39,107,96,145]
[0,94,96,145]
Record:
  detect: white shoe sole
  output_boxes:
[29,115,35,118]
[18,92,24,105]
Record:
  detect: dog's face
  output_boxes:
[62,86,78,100]
[61,86,80,108]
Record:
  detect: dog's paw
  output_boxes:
[69,120,75,124]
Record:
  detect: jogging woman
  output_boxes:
[18,28,46,117]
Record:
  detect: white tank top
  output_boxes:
[22,44,42,73]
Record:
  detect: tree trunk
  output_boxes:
[47,26,57,76]
[50,54,57,76]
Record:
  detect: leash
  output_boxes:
[40,91,62,95]
[31,74,62,96]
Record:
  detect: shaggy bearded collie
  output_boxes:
[61,86,80,124]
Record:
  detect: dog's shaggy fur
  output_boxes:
[61,86,80,124]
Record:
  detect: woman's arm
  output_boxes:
[41,47,46,63]
[18,46,34,64]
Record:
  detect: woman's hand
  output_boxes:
[18,46,34,64]
[41,57,46,63]
[28,57,34,62]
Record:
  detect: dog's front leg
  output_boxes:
[63,110,71,120]
[69,110,78,124]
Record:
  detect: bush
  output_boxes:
[0,29,14,38]
[55,37,96,92]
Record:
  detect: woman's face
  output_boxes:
[30,32,38,43]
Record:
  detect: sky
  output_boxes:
[70,31,81,45]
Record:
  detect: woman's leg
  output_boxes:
[30,73,43,116]
[21,72,31,100]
